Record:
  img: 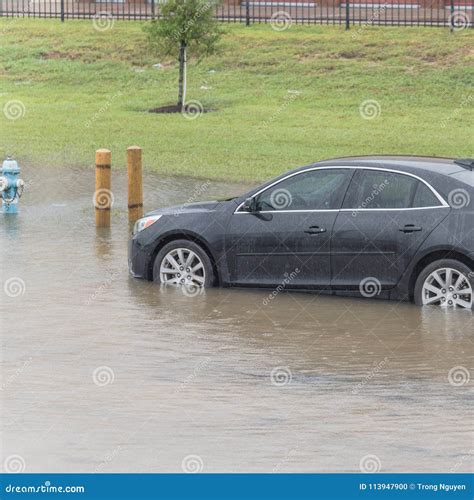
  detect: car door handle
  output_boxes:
[399,224,422,233]
[304,226,326,235]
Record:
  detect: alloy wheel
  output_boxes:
[159,248,205,287]
[421,267,472,309]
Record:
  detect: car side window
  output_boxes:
[343,170,418,209]
[255,169,352,211]
[412,181,442,207]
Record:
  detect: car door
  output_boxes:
[330,168,450,290]
[224,168,353,288]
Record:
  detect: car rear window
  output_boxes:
[412,182,442,207]
[343,170,418,209]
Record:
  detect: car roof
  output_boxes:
[313,155,468,176]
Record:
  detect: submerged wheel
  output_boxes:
[414,259,473,309]
[153,239,214,288]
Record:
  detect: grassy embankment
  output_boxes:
[0,19,473,181]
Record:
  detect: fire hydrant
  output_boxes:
[0,157,24,214]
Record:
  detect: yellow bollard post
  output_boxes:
[94,149,112,228]
[127,146,144,225]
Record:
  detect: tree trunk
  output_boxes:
[177,42,187,112]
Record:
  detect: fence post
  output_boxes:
[449,0,454,31]
[94,149,112,228]
[345,0,350,30]
[127,146,144,225]
[245,0,250,26]
[60,0,65,22]
[151,0,155,19]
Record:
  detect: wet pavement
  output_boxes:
[0,165,472,473]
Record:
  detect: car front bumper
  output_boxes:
[128,235,151,279]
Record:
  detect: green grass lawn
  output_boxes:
[0,19,473,181]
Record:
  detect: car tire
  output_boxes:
[414,259,473,309]
[153,239,215,288]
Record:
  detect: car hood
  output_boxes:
[146,200,223,216]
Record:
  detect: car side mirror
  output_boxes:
[242,197,257,213]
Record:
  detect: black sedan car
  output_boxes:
[129,156,474,309]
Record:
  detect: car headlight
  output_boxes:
[133,215,163,235]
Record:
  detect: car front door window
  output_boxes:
[255,169,353,211]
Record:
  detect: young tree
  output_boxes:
[144,0,223,112]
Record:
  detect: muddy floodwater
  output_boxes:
[1,165,472,473]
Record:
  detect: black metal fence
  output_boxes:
[0,0,472,28]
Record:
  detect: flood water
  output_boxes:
[1,165,472,473]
